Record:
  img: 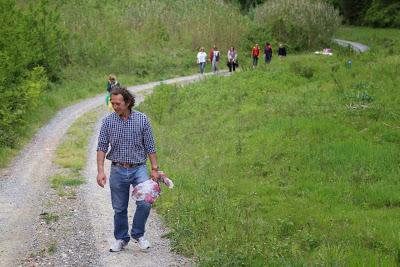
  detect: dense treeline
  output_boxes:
[0,0,67,148]
[327,0,400,27]
[6,0,397,163]
[230,0,400,28]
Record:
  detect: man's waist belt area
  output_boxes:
[112,162,144,168]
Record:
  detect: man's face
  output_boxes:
[110,94,129,115]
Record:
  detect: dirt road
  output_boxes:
[0,72,226,266]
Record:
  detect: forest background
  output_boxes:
[1,0,399,265]
[239,0,400,27]
[0,0,399,163]
[2,0,398,164]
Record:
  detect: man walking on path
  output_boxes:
[96,87,160,252]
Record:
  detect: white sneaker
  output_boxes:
[109,239,128,252]
[136,236,150,250]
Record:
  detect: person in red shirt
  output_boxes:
[252,44,260,68]
[209,45,214,63]
[209,45,220,73]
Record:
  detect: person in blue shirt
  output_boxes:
[97,87,160,252]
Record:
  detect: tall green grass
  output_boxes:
[336,26,400,54]
[55,108,101,171]
[0,63,193,167]
[51,108,101,197]
[1,0,253,166]
[58,0,251,75]
[139,29,400,265]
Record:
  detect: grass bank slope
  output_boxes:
[139,30,400,266]
[336,26,400,54]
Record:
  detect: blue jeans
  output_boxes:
[109,164,151,242]
[212,59,218,73]
[199,62,205,74]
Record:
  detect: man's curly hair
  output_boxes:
[111,87,135,110]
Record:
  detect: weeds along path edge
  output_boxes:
[0,71,226,266]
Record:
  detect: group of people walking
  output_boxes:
[99,41,288,254]
[196,45,238,74]
[252,42,287,68]
[197,42,287,74]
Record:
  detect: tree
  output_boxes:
[255,0,341,50]
[339,0,372,24]
[0,0,65,147]
[363,0,400,27]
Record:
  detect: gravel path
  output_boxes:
[333,38,369,53]
[0,95,104,267]
[83,101,190,267]
[0,71,227,267]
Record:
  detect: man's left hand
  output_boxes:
[151,169,160,181]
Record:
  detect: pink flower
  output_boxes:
[144,193,155,204]
[131,171,174,204]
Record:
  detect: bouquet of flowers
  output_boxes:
[131,171,174,204]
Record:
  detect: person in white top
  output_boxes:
[196,47,207,74]
[227,47,238,72]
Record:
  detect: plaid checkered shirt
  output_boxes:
[97,111,156,164]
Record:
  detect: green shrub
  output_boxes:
[24,0,68,81]
[255,0,341,50]
[290,61,315,79]
[0,0,65,148]
[363,1,400,28]
[0,67,48,147]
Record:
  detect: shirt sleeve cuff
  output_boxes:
[96,145,108,153]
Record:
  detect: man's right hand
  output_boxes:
[97,172,107,188]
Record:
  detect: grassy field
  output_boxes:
[336,26,400,54]
[0,65,201,167]
[51,108,102,197]
[139,27,400,266]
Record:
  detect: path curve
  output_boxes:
[333,38,369,53]
[0,71,227,266]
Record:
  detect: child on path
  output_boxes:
[106,74,120,93]
[105,74,120,110]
